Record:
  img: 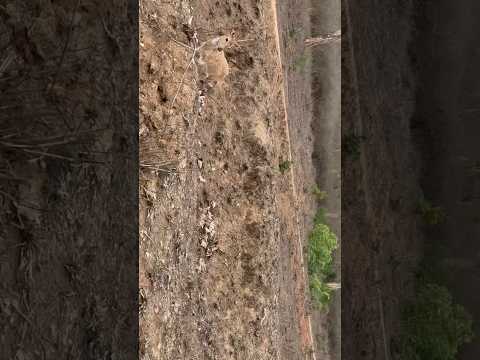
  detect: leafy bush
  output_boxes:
[400,282,474,360]
[307,209,338,307]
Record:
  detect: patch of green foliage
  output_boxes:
[342,134,366,160]
[292,54,309,72]
[400,281,474,360]
[311,184,327,201]
[279,160,292,174]
[402,191,474,359]
[307,208,338,308]
[418,199,446,225]
[288,27,301,39]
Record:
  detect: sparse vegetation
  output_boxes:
[342,134,366,160]
[399,247,475,360]
[399,281,474,360]
[307,208,338,308]
[279,160,292,174]
[311,184,327,200]
[292,54,309,72]
[288,27,302,39]
[418,199,446,225]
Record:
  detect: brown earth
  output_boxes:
[139,0,322,359]
[0,1,138,359]
[342,0,424,359]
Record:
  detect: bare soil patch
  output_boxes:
[0,1,138,359]
[342,0,424,358]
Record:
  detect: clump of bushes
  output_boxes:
[307,209,338,307]
[400,282,474,360]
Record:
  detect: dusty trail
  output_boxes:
[270,1,317,359]
[272,0,342,359]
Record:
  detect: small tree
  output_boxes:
[308,210,338,308]
[400,283,474,360]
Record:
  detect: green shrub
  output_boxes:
[400,282,474,360]
[418,200,446,225]
[307,209,338,308]
[311,184,327,200]
[279,160,292,174]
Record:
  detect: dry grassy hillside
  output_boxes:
[139,0,318,359]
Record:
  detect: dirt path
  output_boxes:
[273,0,341,359]
[270,1,317,358]
[412,1,480,358]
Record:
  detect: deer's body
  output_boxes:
[197,35,233,91]
[198,48,229,86]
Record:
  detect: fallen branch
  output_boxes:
[169,36,194,51]
[326,282,341,291]
[168,29,199,114]
[305,30,341,48]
